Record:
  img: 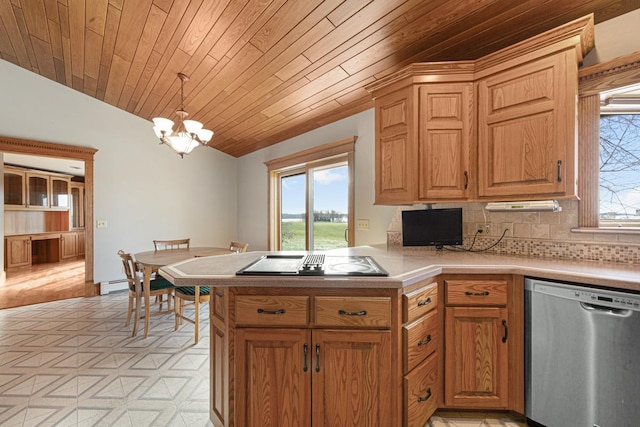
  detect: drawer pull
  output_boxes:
[417,335,432,347]
[257,308,286,315]
[338,309,367,316]
[417,297,432,307]
[417,388,432,402]
[464,291,489,296]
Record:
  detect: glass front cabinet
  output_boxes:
[4,166,72,210]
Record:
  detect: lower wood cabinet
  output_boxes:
[442,275,524,412]
[235,328,391,427]
[60,232,78,259]
[444,306,508,408]
[5,236,31,268]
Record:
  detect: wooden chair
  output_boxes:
[118,250,175,338]
[174,285,211,344]
[153,238,190,251]
[229,241,249,253]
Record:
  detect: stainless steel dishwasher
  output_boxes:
[525,277,640,427]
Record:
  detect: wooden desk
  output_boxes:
[134,247,233,338]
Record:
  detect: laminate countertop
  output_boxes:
[158,245,640,292]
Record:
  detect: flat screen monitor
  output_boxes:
[402,208,463,249]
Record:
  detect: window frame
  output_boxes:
[577,51,640,232]
[264,136,356,250]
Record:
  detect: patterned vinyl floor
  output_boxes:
[0,293,527,427]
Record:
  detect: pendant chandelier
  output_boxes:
[152,73,213,158]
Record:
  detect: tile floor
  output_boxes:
[0,293,529,426]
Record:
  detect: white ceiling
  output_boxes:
[3,153,85,177]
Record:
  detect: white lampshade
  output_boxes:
[165,135,199,156]
[197,129,214,143]
[152,118,174,133]
[152,126,164,138]
[183,119,203,134]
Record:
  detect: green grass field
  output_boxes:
[281,221,348,250]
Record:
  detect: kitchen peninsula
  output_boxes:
[159,246,639,427]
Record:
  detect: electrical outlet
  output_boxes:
[357,219,369,230]
[96,220,108,228]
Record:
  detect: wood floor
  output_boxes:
[0,259,85,309]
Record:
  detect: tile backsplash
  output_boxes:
[387,200,640,264]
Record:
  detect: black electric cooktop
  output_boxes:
[235,254,388,277]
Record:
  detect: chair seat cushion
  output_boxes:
[175,286,210,296]
[149,277,175,291]
[129,277,174,292]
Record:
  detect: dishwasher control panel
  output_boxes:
[532,282,640,311]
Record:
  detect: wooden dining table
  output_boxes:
[133,247,234,338]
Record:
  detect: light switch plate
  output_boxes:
[96,220,108,228]
[357,219,369,230]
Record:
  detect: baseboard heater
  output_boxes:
[99,279,128,295]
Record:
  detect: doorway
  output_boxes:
[0,135,96,308]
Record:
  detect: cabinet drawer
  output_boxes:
[403,308,438,374]
[235,295,309,327]
[404,352,438,427]
[314,296,391,328]
[445,279,507,306]
[403,281,437,323]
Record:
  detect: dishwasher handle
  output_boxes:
[580,302,632,317]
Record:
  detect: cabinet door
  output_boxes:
[236,328,311,427]
[375,87,417,204]
[6,237,31,268]
[51,177,70,208]
[76,231,85,256]
[4,171,25,207]
[312,330,392,427]
[27,173,49,208]
[477,51,577,198]
[70,183,85,228]
[418,83,473,200]
[60,232,78,259]
[444,306,508,408]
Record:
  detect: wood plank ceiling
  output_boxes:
[1,0,638,157]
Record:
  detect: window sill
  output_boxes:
[572,227,640,235]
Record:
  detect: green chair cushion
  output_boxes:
[130,277,174,292]
[149,277,175,291]
[175,286,210,296]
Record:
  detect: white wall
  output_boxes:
[0,60,238,283]
[237,109,397,251]
[583,9,640,66]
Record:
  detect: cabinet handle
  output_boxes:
[315,344,320,373]
[417,388,432,402]
[338,309,367,316]
[557,160,562,182]
[417,297,432,307]
[464,170,469,190]
[464,291,489,296]
[303,343,308,372]
[257,308,286,315]
[502,319,508,343]
[417,335,432,346]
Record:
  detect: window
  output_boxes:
[577,52,640,231]
[265,137,355,250]
[599,113,640,226]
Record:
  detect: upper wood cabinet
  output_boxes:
[419,83,473,201]
[4,165,72,210]
[375,86,417,204]
[476,49,578,198]
[70,183,85,228]
[366,16,594,205]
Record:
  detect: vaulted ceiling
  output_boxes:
[1,1,638,157]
